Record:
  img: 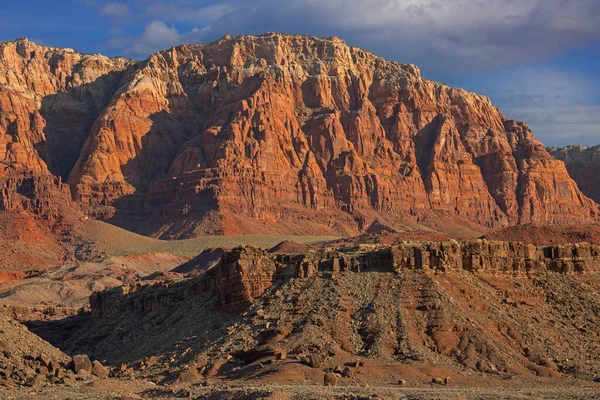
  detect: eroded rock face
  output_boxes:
[549,145,600,205]
[222,240,600,312]
[216,247,281,312]
[89,240,600,318]
[0,38,131,178]
[0,35,597,237]
[0,169,78,269]
[0,38,131,233]
[65,33,598,236]
[0,170,71,217]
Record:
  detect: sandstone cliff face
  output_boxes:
[0,35,597,237]
[66,33,598,236]
[549,145,600,206]
[217,247,281,312]
[0,38,130,221]
[0,38,131,179]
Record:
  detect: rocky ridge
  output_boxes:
[37,240,600,389]
[89,240,600,317]
[0,34,597,238]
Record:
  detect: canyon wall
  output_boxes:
[1,35,597,238]
[70,34,598,236]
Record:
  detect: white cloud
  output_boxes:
[124,21,183,56]
[144,3,236,25]
[142,20,179,43]
[100,0,600,75]
[100,2,133,21]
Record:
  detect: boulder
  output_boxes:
[324,372,339,387]
[92,360,109,379]
[71,354,92,374]
[305,353,324,368]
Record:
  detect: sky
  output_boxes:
[1,0,599,146]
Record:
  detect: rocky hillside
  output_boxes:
[37,242,600,387]
[548,145,600,205]
[1,34,598,239]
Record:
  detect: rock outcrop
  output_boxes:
[0,35,597,237]
[548,145,600,205]
[72,240,600,382]
[89,240,600,317]
[217,247,282,312]
[0,170,71,217]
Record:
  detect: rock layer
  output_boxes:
[0,35,597,237]
[90,240,600,317]
[64,34,600,235]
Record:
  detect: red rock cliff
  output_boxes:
[0,38,132,263]
[1,35,597,237]
[0,38,131,179]
[67,33,598,236]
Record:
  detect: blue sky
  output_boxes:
[1,0,599,146]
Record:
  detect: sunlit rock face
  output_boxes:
[1,35,597,238]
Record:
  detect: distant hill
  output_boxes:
[548,145,600,205]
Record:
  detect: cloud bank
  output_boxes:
[97,0,600,74]
[84,0,600,146]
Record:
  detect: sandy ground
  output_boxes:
[2,380,600,400]
[83,220,340,257]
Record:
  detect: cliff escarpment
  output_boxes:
[45,241,600,382]
[549,145,600,206]
[90,240,600,317]
[0,34,597,238]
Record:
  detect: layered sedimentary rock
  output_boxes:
[217,247,282,312]
[0,38,131,178]
[549,145,600,205]
[63,34,599,236]
[0,171,76,271]
[57,34,597,236]
[90,240,600,317]
[63,240,600,381]
[0,37,131,230]
[0,170,70,217]
[0,35,597,237]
